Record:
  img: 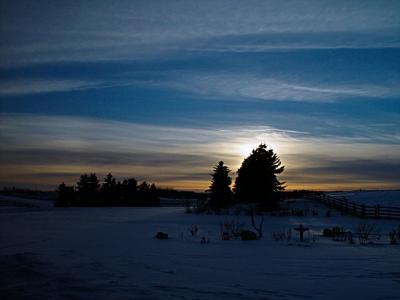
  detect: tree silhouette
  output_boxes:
[56,173,159,206]
[55,182,75,206]
[76,173,100,205]
[138,181,159,206]
[208,161,232,208]
[102,173,116,191]
[101,173,116,202]
[148,183,159,205]
[234,144,284,208]
[120,177,138,203]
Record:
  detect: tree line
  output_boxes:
[208,144,285,210]
[55,144,284,208]
[56,173,159,207]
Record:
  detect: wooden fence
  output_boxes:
[302,191,400,219]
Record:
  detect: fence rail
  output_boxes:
[302,191,400,219]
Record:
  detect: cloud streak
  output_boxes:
[1,1,399,66]
[0,79,110,96]
[1,71,399,102]
[1,113,399,190]
[1,2,399,190]
[158,72,400,102]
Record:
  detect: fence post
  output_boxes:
[374,205,380,218]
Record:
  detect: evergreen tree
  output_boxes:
[234,144,284,208]
[137,181,160,206]
[101,173,116,202]
[102,173,116,191]
[208,161,232,208]
[148,183,159,206]
[120,177,138,203]
[138,181,150,193]
[76,173,100,205]
[55,182,75,206]
[56,173,160,207]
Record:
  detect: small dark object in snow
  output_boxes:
[294,224,309,242]
[323,228,333,237]
[221,232,230,240]
[201,236,210,244]
[323,227,345,238]
[240,230,258,240]
[188,225,198,236]
[389,230,397,245]
[155,232,169,239]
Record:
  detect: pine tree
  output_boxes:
[234,144,284,208]
[102,173,116,191]
[101,173,117,203]
[137,181,159,206]
[120,177,138,202]
[208,161,232,208]
[148,183,159,206]
[76,173,100,205]
[55,182,75,206]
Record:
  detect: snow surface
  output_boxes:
[1,199,399,299]
[329,190,400,207]
[0,195,54,209]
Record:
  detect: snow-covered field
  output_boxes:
[329,190,400,207]
[1,199,399,300]
[0,195,54,209]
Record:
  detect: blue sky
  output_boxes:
[1,0,399,190]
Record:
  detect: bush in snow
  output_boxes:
[355,223,381,245]
[389,230,397,245]
[397,225,400,240]
[322,227,345,238]
[323,227,353,243]
[188,225,198,236]
[272,228,292,241]
[220,219,246,240]
[388,226,400,245]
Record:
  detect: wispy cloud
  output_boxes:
[158,72,400,102]
[1,113,399,190]
[1,1,399,66]
[0,79,108,96]
[1,2,399,191]
[185,31,400,53]
[0,78,149,96]
[1,71,398,101]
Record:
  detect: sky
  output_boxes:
[0,0,400,191]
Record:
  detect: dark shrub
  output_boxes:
[240,230,258,240]
[155,232,169,239]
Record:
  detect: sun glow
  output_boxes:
[237,143,258,157]
[236,140,282,158]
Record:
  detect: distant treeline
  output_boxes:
[157,188,208,201]
[0,187,57,200]
[56,173,159,207]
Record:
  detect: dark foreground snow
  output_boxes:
[1,201,399,300]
